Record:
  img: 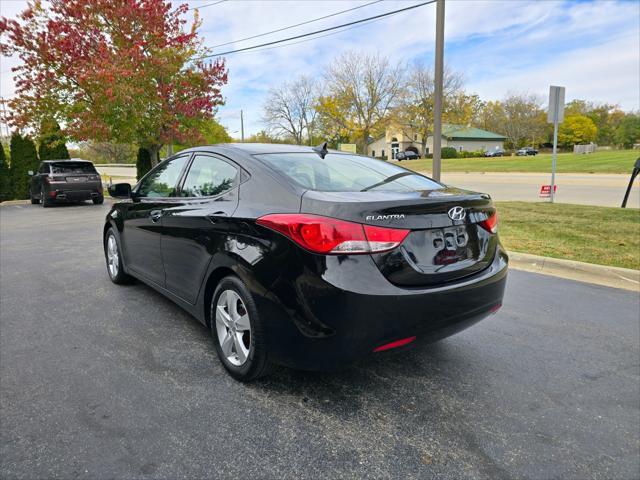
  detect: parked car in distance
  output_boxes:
[104,143,508,381]
[396,150,420,161]
[516,147,538,156]
[30,159,103,207]
[484,148,505,157]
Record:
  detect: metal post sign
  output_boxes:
[547,86,565,203]
[539,185,558,198]
[547,86,565,124]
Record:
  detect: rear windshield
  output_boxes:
[254,153,443,192]
[51,162,97,174]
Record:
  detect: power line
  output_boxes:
[206,0,383,50]
[198,1,435,59]
[229,17,379,56]
[188,0,227,11]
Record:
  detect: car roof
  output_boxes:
[43,158,92,163]
[190,143,343,156]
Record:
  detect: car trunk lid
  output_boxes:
[301,187,498,287]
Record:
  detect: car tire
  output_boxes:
[104,228,133,284]
[210,275,272,382]
[41,188,51,208]
[93,196,104,205]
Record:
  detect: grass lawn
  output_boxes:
[401,150,638,174]
[496,201,640,270]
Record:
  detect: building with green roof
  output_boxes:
[367,124,506,159]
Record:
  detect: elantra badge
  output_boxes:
[365,214,406,221]
[447,206,466,221]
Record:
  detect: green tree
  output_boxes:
[136,147,153,181]
[564,100,625,146]
[444,93,483,127]
[558,114,598,147]
[38,119,70,160]
[9,133,39,199]
[614,114,640,148]
[244,130,289,144]
[173,118,232,152]
[564,99,590,116]
[0,143,11,201]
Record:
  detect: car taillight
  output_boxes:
[479,211,498,234]
[256,214,410,255]
[373,336,416,352]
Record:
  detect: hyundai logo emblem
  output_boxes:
[448,206,466,221]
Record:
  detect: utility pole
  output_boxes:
[240,109,244,142]
[432,0,445,182]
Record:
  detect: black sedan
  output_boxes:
[484,148,505,157]
[396,150,420,161]
[104,144,507,381]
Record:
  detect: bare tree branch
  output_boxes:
[262,75,319,145]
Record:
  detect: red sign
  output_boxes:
[539,185,558,197]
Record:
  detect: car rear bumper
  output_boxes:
[258,245,508,370]
[47,183,103,202]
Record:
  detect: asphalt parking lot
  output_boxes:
[1,202,639,479]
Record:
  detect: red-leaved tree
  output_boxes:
[1,0,227,165]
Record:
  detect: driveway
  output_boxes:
[1,203,639,479]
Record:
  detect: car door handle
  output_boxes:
[149,210,163,223]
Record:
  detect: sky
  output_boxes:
[1,0,639,137]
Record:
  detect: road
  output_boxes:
[1,203,639,479]
[96,165,640,208]
[439,172,639,209]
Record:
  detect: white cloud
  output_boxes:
[467,30,640,110]
[1,0,638,136]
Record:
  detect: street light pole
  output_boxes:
[432,0,445,182]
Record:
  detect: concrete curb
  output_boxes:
[1,198,115,207]
[509,251,640,292]
[0,199,31,206]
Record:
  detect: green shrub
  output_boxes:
[39,120,70,160]
[441,147,458,158]
[136,147,152,180]
[0,144,11,202]
[457,150,486,158]
[9,133,39,200]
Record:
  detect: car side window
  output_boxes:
[39,163,49,174]
[137,155,190,198]
[180,155,238,198]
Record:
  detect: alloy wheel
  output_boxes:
[106,234,119,278]
[215,289,251,366]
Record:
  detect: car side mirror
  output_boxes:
[27,170,34,176]
[108,182,132,199]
